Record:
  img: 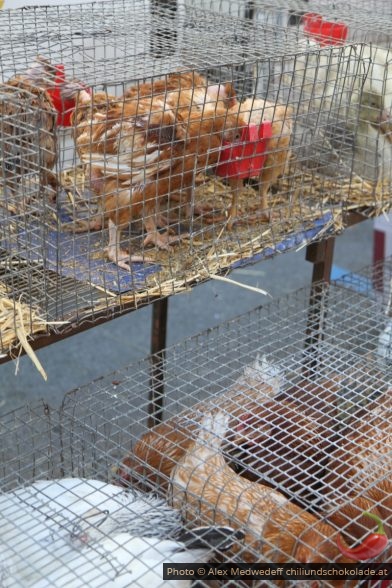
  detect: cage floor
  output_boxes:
[1,183,335,297]
[0,173,338,357]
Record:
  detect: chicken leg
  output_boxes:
[106,219,154,270]
[142,215,189,249]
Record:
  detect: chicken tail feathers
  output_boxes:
[177,526,244,552]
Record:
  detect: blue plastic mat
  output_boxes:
[3,212,334,294]
[3,221,160,293]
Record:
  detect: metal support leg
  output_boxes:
[303,237,335,375]
[306,237,335,284]
[148,298,169,427]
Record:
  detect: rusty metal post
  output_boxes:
[306,237,335,284]
[303,236,336,375]
[148,297,169,427]
[147,0,176,426]
[303,212,366,374]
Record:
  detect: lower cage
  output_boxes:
[0,272,391,587]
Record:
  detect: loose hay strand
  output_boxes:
[14,300,47,381]
[0,284,49,373]
[210,274,271,297]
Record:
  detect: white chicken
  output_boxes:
[30,528,242,588]
[0,478,242,588]
[291,39,392,180]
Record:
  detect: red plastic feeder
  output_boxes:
[216,121,273,180]
[303,12,348,46]
[46,64,81,127]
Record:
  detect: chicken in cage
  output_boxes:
[1,270,392,585]
[290,39,392,187]
[188,0,392,211]
[0,57,58,202]
[0,477,244,587]
[1,347,391,585]
[113,352,391,556]
[0,0,377,354]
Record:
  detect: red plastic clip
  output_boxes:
[303,12,348,46]
[46,64,90,127]
[216,121,273,180]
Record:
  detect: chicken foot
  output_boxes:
[106,219,154,270]
[143,215,189,249]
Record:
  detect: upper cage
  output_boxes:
[0,0,384,357]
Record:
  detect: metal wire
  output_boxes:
[184,1,392,207]
[0,261,391,586]
[192,0,392,46]
[0,0,390,355]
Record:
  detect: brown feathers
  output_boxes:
[69,72,245,268]
[0,57,58,198]
[225,97,293,225]
[113,357,280,491]
[169,412,353,567]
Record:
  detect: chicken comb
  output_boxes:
[46,64,90,127]
[303,13,348,46]
[216,121,272,180]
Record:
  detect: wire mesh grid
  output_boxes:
[0,0,387,356]
[196,0,392,46]
[334,255,392,363]
[1,276,391,586]
[185,0,392,212]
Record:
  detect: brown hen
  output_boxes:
[67,72,244,268]
[235,376,390,541]
[226,97,293,226]
[123,71,238,223]
[0,56,58,200]
[322,391,392,535]
[123,70,236,110]
[169,411,354,568]
[113,355,282,490]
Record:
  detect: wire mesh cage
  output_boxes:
[186,0,392,216]
[334,255,392,364]
[1,275,391,586]
[0,0,383,357]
